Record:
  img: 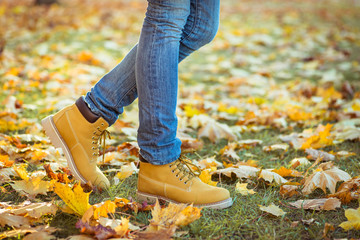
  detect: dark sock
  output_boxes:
[139,155,149,163]
[75,97,100,123]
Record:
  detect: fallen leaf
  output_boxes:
[199,170,218,186]
[322,222,334,240]
[328,176,360,203]
[300,124,333,149]
[93,200,116,220]
[259,203,286,217]
[305,148,335,161]
[0,209,30,228]
[339,203,360,230]
[272,166,303,177]
[263,143,289,152]
[198,119,237,143]
[289,198,341,210]
[53,182,91,216]
[259,169,288,184]
[302,167,351,195]
[235,182,256,195]
[290,157,311,167]
[10,201,58,219]
[214,166,259,179]
[147,200,201,234]
[279,185,300,198]
[10,176,51,197]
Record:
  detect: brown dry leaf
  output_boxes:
[328,176,360,203]
[97,217,132,237]
[214,166,259,179]
[259,203,286,217]
[0,209,30,228]
[302,167,351,195]
[305,148,335,161]
[280,185,300,198]
[10,201,57,219]
[197,156,222,170]
[10,176,52,197]
[236,139,263,148]
[259,169,288,184]
[289,198,341,210]
[263,143,289,152]
[198,120,237,143]
[219,143,240,160]
[53,182,92,216]
[66,235,96,240]
[290,157,311,167]
[179,133,204,153]
[322,223,334,240]
[147,200,201,234]
[22,225,57,240]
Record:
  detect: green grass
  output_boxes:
[0,0,360,239]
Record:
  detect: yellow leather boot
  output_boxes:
[137,156,232,209]
[41,100,110,190]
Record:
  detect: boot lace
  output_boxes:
[169,155,201,184]
[91,123,111,164]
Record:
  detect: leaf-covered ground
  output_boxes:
[1,0,360,239]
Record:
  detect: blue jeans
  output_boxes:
[84,0,220,165]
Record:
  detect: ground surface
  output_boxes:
[0,0,360,239]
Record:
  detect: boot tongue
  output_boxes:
[75,97,100,123]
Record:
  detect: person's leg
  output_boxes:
[135,0,231,209]
[84,0,220,127]
[135,0,191,164]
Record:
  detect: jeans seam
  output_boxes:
[180,0,199,44]
[114,83,136,110]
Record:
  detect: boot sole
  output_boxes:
[137,191,233,209]
[41,116,88,184]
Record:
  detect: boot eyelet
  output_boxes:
[171,170,175,173]
[175,174,179,178]
[93,131,97,134]
[101,123,104,126]
[92,147,95,150]
[97,127,100,130]
[92,153,96,156]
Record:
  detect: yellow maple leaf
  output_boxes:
[339,202,360,230]
[183,104,204,117]
[235,182,256,195]
[272,167,303,178]
[199,170,217,186]
[301,124,333,150]
[13,165,29,181]
[259,203,286,217]
[53,182,91,216]
[93,200,116,220]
